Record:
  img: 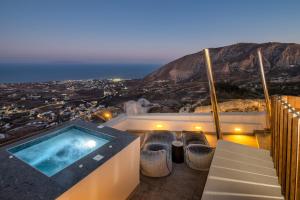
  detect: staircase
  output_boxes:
[201,140,283,200]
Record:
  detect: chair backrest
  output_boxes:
[182,131,209,147]
[143,130,176,147]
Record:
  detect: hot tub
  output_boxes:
[0,119,140,200]
[8,126,113,177]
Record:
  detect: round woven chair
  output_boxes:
[185,144,214,171]
[140,143,172,177]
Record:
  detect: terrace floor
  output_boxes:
[129,163,208,200]
[126,130,270,200]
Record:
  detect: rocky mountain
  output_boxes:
[144,43,300,83]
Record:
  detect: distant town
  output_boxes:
[0,78,130,143]
[0,78,183,144]
[0,78,214,144]
[1,73,299,145]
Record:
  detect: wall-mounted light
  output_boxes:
[234,127,242,133]
[104,112,111,118]
[156,124,163,129]
[101,111,112,121]
[194,126,202,131]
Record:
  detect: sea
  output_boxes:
[0,63,160,83]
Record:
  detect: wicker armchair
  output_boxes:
[183,131,214,171]
[140,131,176,177]
[140,143,172,177]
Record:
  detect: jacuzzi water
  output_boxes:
[8,126,111,177]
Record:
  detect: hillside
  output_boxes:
[144,43,300,84]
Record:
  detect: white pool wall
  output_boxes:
[56,137,140,200]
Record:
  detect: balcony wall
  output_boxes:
[104,112,267,134]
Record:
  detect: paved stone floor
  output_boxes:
[129,163,208,200]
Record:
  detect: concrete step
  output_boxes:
[202,192,284,200]
[217,140,272,160]
[204,178,282,197]
[201,140,283,200]
[215,148,274,168]
[209,165,280,186]
[212,156,277,177]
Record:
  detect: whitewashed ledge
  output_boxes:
[201,140,283,200]
[104,112,267,134]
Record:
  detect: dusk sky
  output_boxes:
[0,0,299,64]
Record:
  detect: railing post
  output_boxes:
[273,96,281,167]
[291,111,300,200]
[285,107,296,199]
[270,96,300,200]
[271,96,278,160]
[295,114,300,200]
[257,49,272,129]
[279,101,289,182]
[282,103,291,194]
[203,48,222,140]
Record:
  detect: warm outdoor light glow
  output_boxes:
[195,126,202,131]
[234,127,242,132]
[156,124,163,128]
[102,111,112,120]
[104,113,111,118]
[85,140,96,148]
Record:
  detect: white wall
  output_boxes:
[104,112,267,134]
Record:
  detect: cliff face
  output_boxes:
[144,43,300,83]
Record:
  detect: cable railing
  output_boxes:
[271,95,300,200]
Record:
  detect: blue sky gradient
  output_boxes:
[0,0,299,64]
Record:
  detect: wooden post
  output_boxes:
[295,111,300,200]
[291,112,300,200]
[270,96,300,199]
[282,105,291,194]
[285,108,296,199]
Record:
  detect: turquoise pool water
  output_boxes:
[8,126,111,177]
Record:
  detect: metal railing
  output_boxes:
[271,95,300,200]
[204,49,222,139]
[258,49,272,129]
[202,48,271,140]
